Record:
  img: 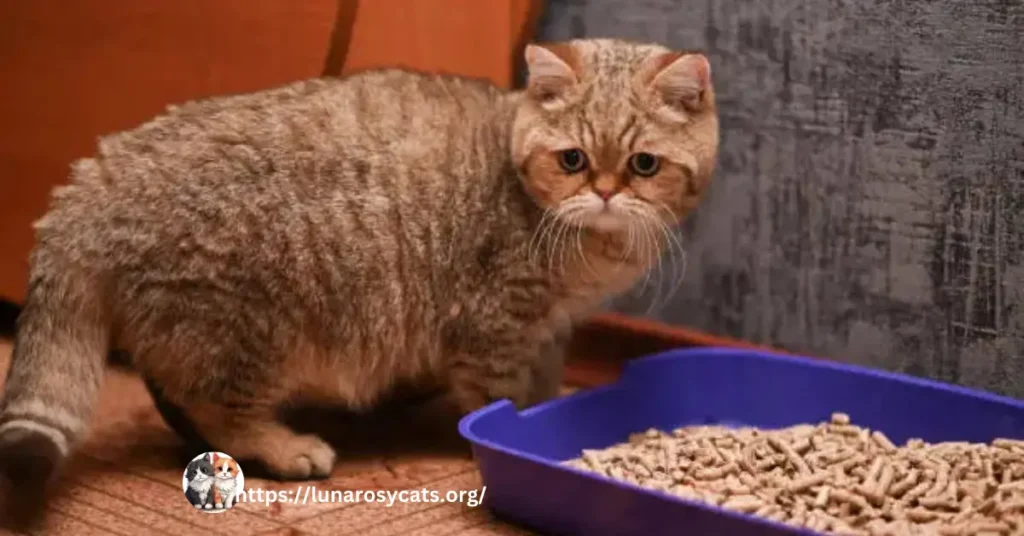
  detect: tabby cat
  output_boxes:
[0,39,718,500]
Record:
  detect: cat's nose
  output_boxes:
[592,173,619,201]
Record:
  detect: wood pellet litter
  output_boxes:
[564,413,1024,535]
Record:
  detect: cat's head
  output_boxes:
[511,39,718,234]
[186,455,214,481]
[211,454,240,480]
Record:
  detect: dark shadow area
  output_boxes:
[0,299,19,339]
[0,478,57,532]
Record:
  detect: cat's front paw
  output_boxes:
[204,504,212,509]
[215,502,223,509]
[262,434,337,480]
[194,504,202,509]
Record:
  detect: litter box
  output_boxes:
[457,347,1024,535]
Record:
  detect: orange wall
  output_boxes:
[343,0,542,87]
[0,0,336,302]
[0,0,542,302]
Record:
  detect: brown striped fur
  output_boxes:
[0,39,718,504]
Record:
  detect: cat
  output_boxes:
[0,39,719,499]
[210,453,240,509]
[184,453,216,509]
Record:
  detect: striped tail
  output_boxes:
[0,263,109,517]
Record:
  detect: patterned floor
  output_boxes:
[0,340,542,535]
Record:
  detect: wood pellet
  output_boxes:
[564,413,1024,535]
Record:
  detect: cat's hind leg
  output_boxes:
[128,298,339,480]
[183,396,337,480]
[141,350,336,479]
[139,351,337,479]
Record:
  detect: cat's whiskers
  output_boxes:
[622,213,637,264]
[542,203,574,276]
[632,206,667,315]
[552,200,590,277]
[651,200,689,296]
[527,207,556,265]
[617,199,674,315]
[559,200,600,279]
[552,216,574,277]
[532,207,567,275]
[660,203,689,298]
[622,202,659,294]
[638,201,688,315]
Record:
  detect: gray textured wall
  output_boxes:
[536,0,1024,397]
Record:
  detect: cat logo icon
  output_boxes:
[182,452,245,512]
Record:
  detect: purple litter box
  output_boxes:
[458,347,1024,536]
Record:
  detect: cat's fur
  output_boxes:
[184,453,216,509]
[210,453,240,509]
[0,39,718,500]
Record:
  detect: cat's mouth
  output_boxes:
[561,191,632,233]
[585,211,627,232]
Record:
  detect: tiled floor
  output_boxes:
[0,340,542,536]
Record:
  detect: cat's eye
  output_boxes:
[558,148,588,174]
[628,152,660,177]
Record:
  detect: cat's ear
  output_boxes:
[644,52,711,121]
[524,43,579,105]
